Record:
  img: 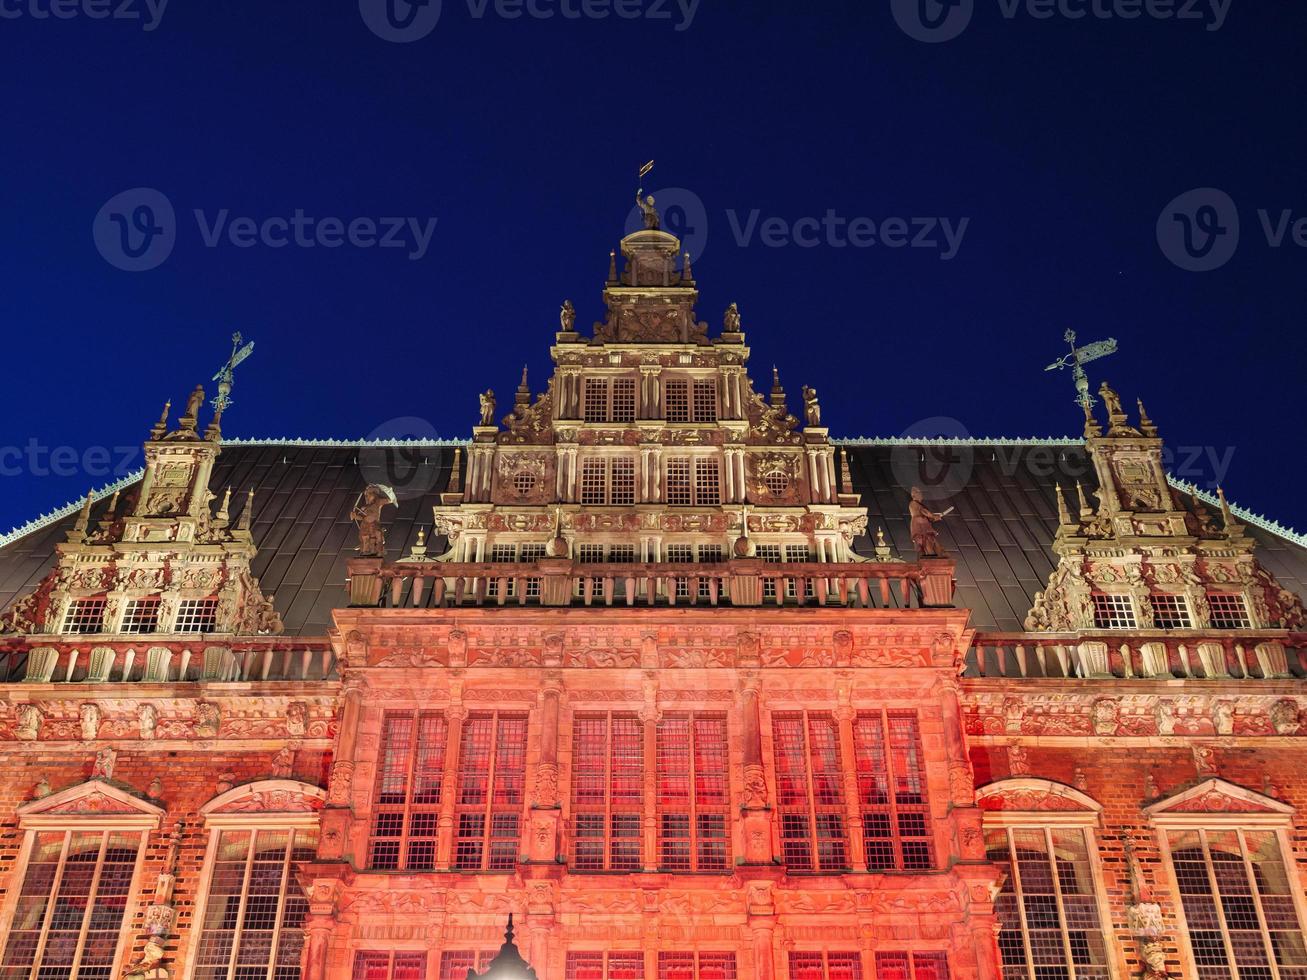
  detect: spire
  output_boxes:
[1075,481,1094,521]
[682,250,693,282]
[504,912,515,947]
[1217,486,1246,539]
[448,447,462,493]
[607,249,617,283]
[214,487,232,529]
[1056,484,1074,528]
[236,488,254,531]
[1137,398,1158,438]
[70,490,93,539]
[150,400,171,441]
[839,448,854,494]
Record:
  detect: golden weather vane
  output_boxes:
[1045,329,1118,409]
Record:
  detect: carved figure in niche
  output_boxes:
[285,701,307,737]
[1212,700,1235,736]
[802,385,821,427]
[723,302,741,332]
[195,701,221,738]
[909,487,950,558]
[79,702,101,741]
[560,300,575,331]
[635,188,660,230]
[1270,698,1300,735]
[1092,698,1118,736]
[479,390,497,427]
[138,704,158,740]
[15,703,41,740]
[351,484,397,557]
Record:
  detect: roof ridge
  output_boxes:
[0,470,145,549]
[1167,478,1306,549]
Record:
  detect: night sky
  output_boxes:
[1,1,1304,533]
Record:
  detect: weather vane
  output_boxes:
[211,331,255,414]
[1045,329,1118,409]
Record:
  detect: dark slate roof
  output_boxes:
[1,441,1304,635]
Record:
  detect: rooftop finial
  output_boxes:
[236,488,255,531]
[1056,484,1074,527]
[1137,398,1158,437]
[682,250,693,282]
[150,400,171,441]
[211,332,255,416]
[607,249,618,282]
[504,912,515,946]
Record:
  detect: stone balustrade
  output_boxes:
[345,556,957,611]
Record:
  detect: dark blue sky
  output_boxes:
[1,0,1304,532]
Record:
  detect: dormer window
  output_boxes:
[1208,593,1252,629]
[61,597,106,635]
[174,597,219,634]
[120,596,162,634]
[1091,593,1136,630]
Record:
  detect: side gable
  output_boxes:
[1145,777,1293,820]
[17,779,164,830]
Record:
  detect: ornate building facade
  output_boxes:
[0,206,1304,980]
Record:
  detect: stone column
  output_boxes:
[642,673,660,870]
[738,668,774,864]
[437,697,467,869]
[301,916,333,980]
[835,700,867,872]
[528,674,563,862]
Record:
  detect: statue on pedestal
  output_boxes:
[636,188,660,230]
[479,390,496,427]
[351,484,397,557]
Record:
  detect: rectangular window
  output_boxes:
[61,598,106,635]
[581,459,608,505]
[665,380,690,423]
[582,458,636,506]
[369,713,448,870]
[696,545,724,599]
[193,827,318,980]
[1151,594,1193,630]
[854,712,933,871]
[1168,827,1307,980]
[0,830,142,980]
[656,714,730,872]
[692,380,718,422]
[873,953,949,980]
[666,459,692,506]
[439,952,495,980]
[612,378,637,423]
[785,545,815,600]
[175,597,220,634]
[353,951,428,979]
[120,597,161,634]
[567,952,645,980]
[772,713,847,873]
[572,713,643,872]
[658,952,737,980]
[1208,593,1252,629]
[757,545,781,599]
[611,458,636,505]
[584,378,610,423]
[986,826,1110,980]
[694,460,721,506]
[788,952,863,980]
[1090,593,1136,630]
[454,713,528,871]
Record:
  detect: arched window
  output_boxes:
[977,779,1111,980]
